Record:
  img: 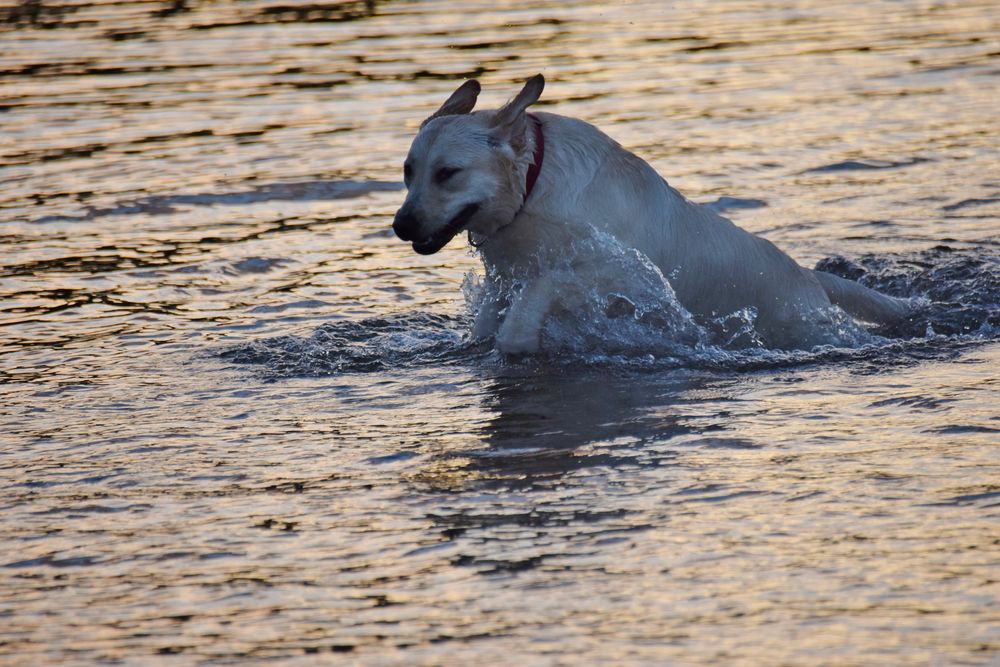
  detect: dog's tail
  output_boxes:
[813,270,910,325]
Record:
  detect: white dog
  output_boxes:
[393,74,909,353]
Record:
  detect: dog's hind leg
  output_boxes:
[813,269,910,326]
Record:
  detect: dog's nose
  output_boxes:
[392,208,420,241]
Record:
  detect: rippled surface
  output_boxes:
[2,0,999,664]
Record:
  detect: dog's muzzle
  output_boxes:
[394,203,480,255]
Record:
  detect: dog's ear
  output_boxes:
[491,74,545,138]
[421,80,481,129]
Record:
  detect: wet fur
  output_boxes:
[394,75,910,353]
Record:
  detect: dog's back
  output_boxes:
[494,111,886,347]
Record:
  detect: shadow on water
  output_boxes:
[430,367,713,489]
[409,367,724,571]
[481,367,711,450]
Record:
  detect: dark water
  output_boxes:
[2,0,999,664]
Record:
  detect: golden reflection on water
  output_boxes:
[1,0,999,664]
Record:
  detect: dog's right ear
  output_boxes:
[421,80,481,129]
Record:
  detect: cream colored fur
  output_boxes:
[393,75,909,353]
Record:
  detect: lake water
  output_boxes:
[2,0,999,664]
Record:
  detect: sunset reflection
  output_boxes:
[2,0,998,664]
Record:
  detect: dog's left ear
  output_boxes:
[421,79,481,129]
[490,74,545,144]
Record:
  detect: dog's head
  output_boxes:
[393,75,545,255]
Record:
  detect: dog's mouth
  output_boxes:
[412,203,480,255]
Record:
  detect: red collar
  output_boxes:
[524,113,544,203]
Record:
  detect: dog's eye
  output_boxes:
[403,163,413,185]
[434,166,461,185]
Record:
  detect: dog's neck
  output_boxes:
[469,114,544,249]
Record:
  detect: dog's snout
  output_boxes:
[393,207,420,241]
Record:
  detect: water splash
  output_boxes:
[465,229,708,360]
[816,245,1000,338]
[219,312,481,378]
[221,243,998,377]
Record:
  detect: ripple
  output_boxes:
[803,157,932,173]
[3,0,1000,664]
[31,179,402,223]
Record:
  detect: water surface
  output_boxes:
[2,0,999,664]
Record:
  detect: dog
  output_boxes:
[393,74,909,353]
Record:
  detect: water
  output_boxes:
[2,0,999,664]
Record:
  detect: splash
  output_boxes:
[816,245,1000,338]
[466,229,708,360]
[218,312,478,377]
[220,244,998,377]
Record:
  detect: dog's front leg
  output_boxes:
[495,274,560,354]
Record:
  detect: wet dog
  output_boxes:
[393,74,909,353]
